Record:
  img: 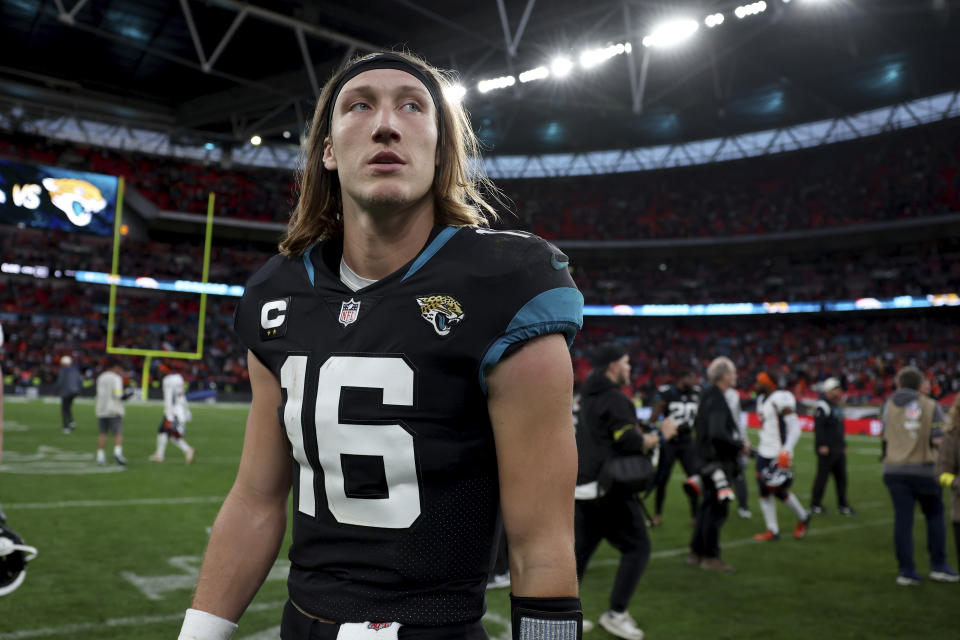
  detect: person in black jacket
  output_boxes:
[688,356,747,574]
[810,377,855,515]
[575,343,677,640]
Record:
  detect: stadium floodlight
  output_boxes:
[734,1,767,19]
[443,83,467,103]
[519,66,550,83]
[579,43,631,69]
[203,142,215,150]
[250,135,262,146]
[704,13,725,28]
[551,57,574,78]
[477,75,516,93]
[641,18,700,48]
[282,130,291,139]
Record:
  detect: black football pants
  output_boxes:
[810,451,849,509]
[575,493,651,612]
[653,432,699,518]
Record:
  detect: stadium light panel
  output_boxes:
[579,43,630,69]
[282,130,291,139]
[477,75,516,93]
[734,1,767,19]
[443,83,467,103]
[641,19,700,49]
[705,13,725,28]
[203,142,215,150]
[519,66,550,83]
[250,135,262,146]
[551,57,574,78]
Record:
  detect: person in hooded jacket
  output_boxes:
[574,343,676,640]
[882,366,958,585]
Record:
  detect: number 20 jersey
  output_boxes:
[233,226,583,626]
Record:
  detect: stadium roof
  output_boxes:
[1,0,958,156]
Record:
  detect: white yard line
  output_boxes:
[0,600,286,640]
[4,496,225,509]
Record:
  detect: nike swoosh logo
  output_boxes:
[551,254,569,270]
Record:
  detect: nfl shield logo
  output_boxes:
[339,298,361,326]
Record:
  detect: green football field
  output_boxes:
[0,397,955,639]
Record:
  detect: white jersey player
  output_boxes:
[150,367,195,464]
[752,372,810,541]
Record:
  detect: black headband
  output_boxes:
[325,52,444,134]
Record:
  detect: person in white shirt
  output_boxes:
[752,371,811,540]
[95,360,130,466]
[724,385,752,519]
[150,365,196,464]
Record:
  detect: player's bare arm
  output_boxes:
[487,333,579,597]
[190,350,292,622]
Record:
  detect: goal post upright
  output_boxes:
[104,184,216,400]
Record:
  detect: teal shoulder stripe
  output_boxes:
[402,226,460,281]
[478,287,584,394]
[302,240,321,286]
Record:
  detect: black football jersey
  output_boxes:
[656,385,701,432]
[233,225,582,626]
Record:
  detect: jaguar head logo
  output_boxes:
[41,178,107,227]
[416,294,465,337]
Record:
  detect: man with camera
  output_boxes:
[574,343,677,640]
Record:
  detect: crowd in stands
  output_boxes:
[572,239,960,304]
[3,119,959,404]
[0,277,246,395]
[2,273,957,409]
[573,314,960,407]
[2,118,959,240]
[498,120,960,240]
[3,226,957,306]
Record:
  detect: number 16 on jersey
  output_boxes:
[280,354,421,529]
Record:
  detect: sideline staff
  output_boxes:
[575,343,676,640]
[882,366,958,585]
[689,357,746,573]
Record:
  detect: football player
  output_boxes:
[179,51,584,640]
[150,364,196,464]
[94,360,130,466]
[650,369,701,526]
[752,372,811,541]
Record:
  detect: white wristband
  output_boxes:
[178,609,238,640]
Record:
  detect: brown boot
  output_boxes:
[699,557,737,574]
[685,552,701,566]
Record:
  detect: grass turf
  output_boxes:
[0,397,955,639]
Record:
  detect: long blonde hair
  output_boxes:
[279,50,500,256]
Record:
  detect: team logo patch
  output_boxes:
[339,298,362,327]
[417,294,465,336]
[904,401,922,421]
[259,297,290,341]
[368,623,392,631]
